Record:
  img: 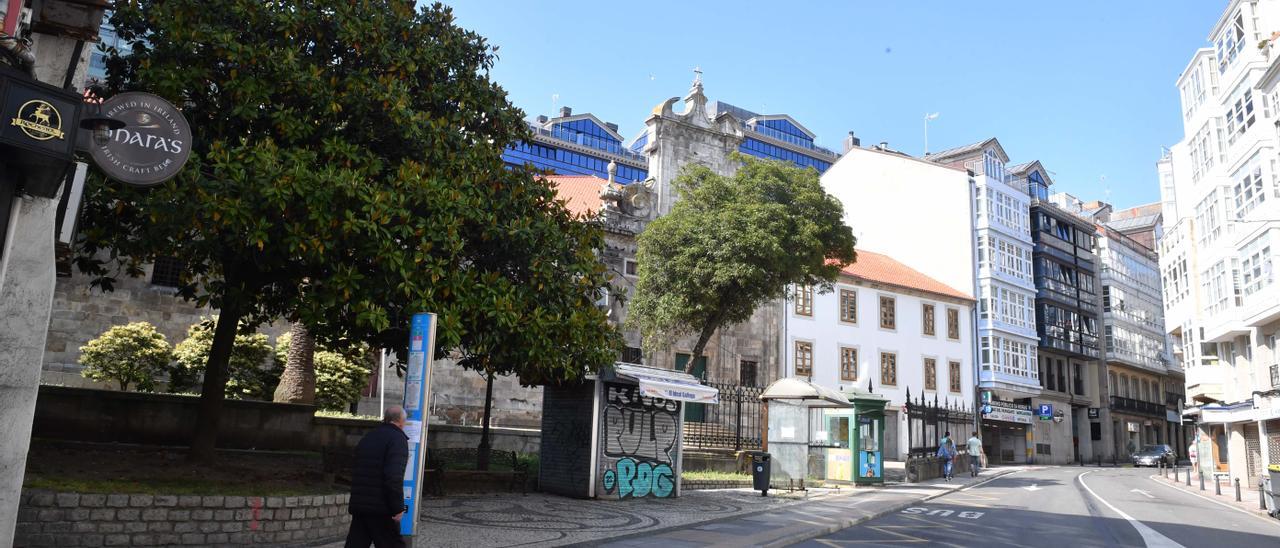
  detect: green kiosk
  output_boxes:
[845,386,888,486]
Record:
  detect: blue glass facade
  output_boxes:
[503,116,648,184]
[709,101,835,173]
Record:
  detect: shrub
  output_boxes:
[78,322,173,392]
[170,317,278,400]
[274,333,371,411]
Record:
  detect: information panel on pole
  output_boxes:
[400,313,436,537]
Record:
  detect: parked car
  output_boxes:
[1130,444,1175,467]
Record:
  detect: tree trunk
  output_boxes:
[273,321,316,404]
[189,298,244,463]
[687,319,719,374]
[477,371,495,471]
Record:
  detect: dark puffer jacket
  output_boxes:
[348,423,409,516]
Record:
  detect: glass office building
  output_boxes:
[709,101,838,172]
[503,108,649,184]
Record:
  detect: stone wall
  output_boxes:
[41,269,288,388]
[16,489,350,547]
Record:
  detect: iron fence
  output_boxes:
[905,388,975,460]
[683,382,764,451]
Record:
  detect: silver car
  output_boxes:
[1130,444,1176,467]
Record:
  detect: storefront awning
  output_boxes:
[609,363,719,404]
[760,377,853,408]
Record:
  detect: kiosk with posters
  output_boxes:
[846,385,888,485]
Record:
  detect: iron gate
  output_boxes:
[683,382,764,451]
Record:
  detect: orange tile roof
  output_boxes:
[839,250,973,301]
[546,175,606,217]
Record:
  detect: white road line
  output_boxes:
[1147,476,1280,530]
[1077,471,1184,548]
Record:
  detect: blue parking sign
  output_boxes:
[1038,404,1052,417]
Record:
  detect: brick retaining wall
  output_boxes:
[16,489,351,547]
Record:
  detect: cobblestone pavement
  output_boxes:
[318,487,840,548]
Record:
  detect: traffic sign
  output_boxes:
[1037,403,1053,420]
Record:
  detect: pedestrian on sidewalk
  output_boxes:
[966,431,983,477]
[1188,440,1198,472]
[937,431,957,481]
[345,406,410,548]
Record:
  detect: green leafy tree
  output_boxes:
[78,0,619,461]
[630,156,857,373]
[171,318,278,401]
[274,332,371,411]
[78,322,173,392]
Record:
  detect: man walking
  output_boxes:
[937,431,957,481]
[346,406,410,548]
[966,431,983,477]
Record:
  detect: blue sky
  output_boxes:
[452,1,1226,209]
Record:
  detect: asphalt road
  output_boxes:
[795,466,1280,547]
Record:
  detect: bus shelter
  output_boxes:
[760,378,854,483]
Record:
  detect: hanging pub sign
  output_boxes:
[89,92,191,187]
[0,66,83,198]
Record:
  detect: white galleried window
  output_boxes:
[1240,232,1273,298]
[1189,122,1214,182]
[987,189,1030,236]
[1195,190,1222,247]
[1216,9,1247,73]
[1183,66,1206,119]
[980,335,1036,379]
[1226,84,1256,144]
[983,149,1005,182]
[982,235,1032,282]
[981,286,1033,329]
[1202,260,1233,316]
[1162,255,1190,306]
[1233,156,1266,218]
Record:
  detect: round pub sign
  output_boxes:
[90,92,192,187]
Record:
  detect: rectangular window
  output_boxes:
[922,303,936,336]
[1233,157,1266,218]
[839,289,857,323]
[150,256,184,288]
[623,259,639,277]
[924,357,937,390]
[1240,231,1273,298]
[739,360,758,387]
[1217,10,1247,73]
[879,296,896,330]
[880,352,897,386]
[796,285,813,316]
[949,361,962,393]
[621,346,643,364]
[1226,86,1256,144]
[840,347,858,381]
[795,341,813,377]
[947,308,960,340]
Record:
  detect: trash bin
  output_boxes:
[751,452,771,496]
[1266,465,1280,517]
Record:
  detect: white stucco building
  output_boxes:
[1160,0,1280,489]
[784,250,975,461]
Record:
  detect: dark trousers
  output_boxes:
[345,514,405,548]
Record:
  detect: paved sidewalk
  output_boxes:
[1148,469,1279,521]
[318,467,1026,548]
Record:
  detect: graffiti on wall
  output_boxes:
[600,383,679,498]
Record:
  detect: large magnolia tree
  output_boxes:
[78,0,618,461]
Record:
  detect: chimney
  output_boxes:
[605,122,619,133]
[559,106,572,118]
[878,141,889,150]
[842,131,860,153]
[535,115,548,124]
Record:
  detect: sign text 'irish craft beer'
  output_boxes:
[89,92,191,187]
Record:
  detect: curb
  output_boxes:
[759,468,1024,548]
